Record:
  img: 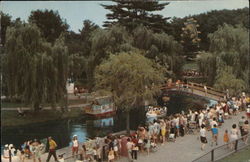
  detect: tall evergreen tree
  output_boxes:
[101,1,170,32]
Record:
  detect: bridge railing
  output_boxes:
[188,83,225,99]
[192,134,250,162]
[188,82,225,97]
[161,82,225,100]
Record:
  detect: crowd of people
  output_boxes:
[182,70,202,77]
[2,139,46,162]
[2,92,250,162]
[73,92,250,162]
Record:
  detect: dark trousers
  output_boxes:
[131,150,137,160]
[180,125,185,137]
[46,149,57,162]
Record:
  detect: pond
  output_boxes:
[1,94,215,152]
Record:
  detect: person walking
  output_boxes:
[72,135,79,158]
[211,124,219,146]
[126,138,133,162]
[230,124,239,149]
[238,116,246,137]
[242,120,249,144]
[46,137,59,162]
[200,124,207,150]
[131,141,138,161]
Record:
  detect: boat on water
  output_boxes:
[146,106,167,122]
[84,95,116,118]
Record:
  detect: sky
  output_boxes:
[1,0,249,33]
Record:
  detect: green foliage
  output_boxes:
[95,51,165,111]
[214,66,246,95]
[197,52,217,85]
[209,24,249,88]
[0,12,13,46]
[65,20,99,84]
[167,8,249,51]
[132,25,184,77]
[208,24,248,54]
[198,24,249,92]
[28,9,69,43]
[83,25,135,87]
[5,23,68,111]
[65,31,83,55]
[102,1,170,32]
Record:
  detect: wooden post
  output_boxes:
[211,149,214,161]
[9,149,12,162]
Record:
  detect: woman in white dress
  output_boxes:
[230,124,239,149]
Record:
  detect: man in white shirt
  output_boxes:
[200,124,207,150]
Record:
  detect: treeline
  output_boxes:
[0,2,249,110]
[167,7,249,51]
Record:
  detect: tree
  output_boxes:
[198,24,249,92]
[79,20,99,57]
[94,52,165,133]
[167,8,249,51]
[28,9,69,43]
[180,18,201,59]
[0,12,13,46]
[5,22,68,111]
[132,25,184,78]
[84,25,134,88]
[197,52,217,86]
[208,24,249,90]
[102,1,170,32]
[214,66,246,96]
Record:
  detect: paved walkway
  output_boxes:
[119,111,248,162]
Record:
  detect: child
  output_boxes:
[211,124,218,146]
[223,130,229,148]
[218,113,224,126]
[131,142,139,160]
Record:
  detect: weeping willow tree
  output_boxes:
[5,23,68,111]
[214,66,246,95]
[95,52,165,133]
[198,24,249,94]
[132,25,184,78]
[84,25,134,88]
[197,52,217,85]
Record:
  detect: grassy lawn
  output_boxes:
[218,146,250,162]
[1,102,27,108]
[1,108,83,127]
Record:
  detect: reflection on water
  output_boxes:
[1,117,115,151]
[1,94,211,151]
[90,117,114,128]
